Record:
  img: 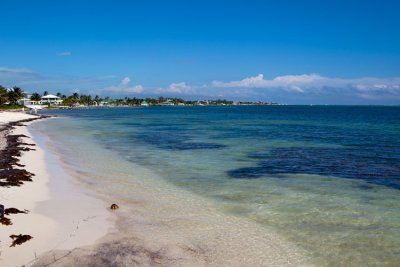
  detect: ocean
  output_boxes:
[36,106,400,266]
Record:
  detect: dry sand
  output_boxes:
[0,112,110,267]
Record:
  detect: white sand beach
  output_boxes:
[0,112,110,267]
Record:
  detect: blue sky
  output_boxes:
[1,0,399,104]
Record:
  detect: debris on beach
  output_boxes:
[5,208,29,215]
[0,117,47,187]
[0,217,12,225]
[9,234,33,247]
[110,203,119,210]
[0,168,35,187]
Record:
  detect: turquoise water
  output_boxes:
[40,106,400,265]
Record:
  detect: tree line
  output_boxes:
[22,91,234,107]
[0,85,235,107]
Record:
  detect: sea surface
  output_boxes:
[38,106,400,266]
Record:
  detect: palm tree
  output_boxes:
[72,92,79,100]
[30,92,42,102]
[79,94,93,106]
[7,86,24,105]
[43,91,49,96]
[0,85,8,105]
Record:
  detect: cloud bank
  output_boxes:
[211,74,400,103]
[157,82,193,94]
[101,77,143,94]
[212,74,400,95]
[1,66,400,104]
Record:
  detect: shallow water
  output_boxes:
[39,106,400,266]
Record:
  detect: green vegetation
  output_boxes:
[30,92,41,102]
[0,86,26,110]
[0,104,25,110]
[5,87,24,105]
[0,85,8,105]
[57,93,238,107]
[0,84,278,110]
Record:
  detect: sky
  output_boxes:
[1,0,400,104]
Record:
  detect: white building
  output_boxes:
[41,94,62,105]
[18,93,63,106]
[18,94,39,106]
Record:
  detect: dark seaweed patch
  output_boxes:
[161,142,226,150]
[227,147,400,189]
[9,234,33,247]
[0,217,12,225]
[137,131,226,151]
[5,208,29,215]
[0,115,49,187]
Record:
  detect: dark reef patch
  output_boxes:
[227,147,400,189]
[136,131,226,151]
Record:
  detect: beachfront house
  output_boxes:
[158,99,174,106]
[141,101,149,106]
[18,94,40,106]
[41,94,62,105]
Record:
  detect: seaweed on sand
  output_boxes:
[0,116,48,187]
[5,208,29,215]
[9,234,33,247]
[0,217,12,225]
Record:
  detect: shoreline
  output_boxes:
[0,112,111,267]
[1,111,308,266]
[31,116,307,266]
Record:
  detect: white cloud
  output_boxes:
[0,67,35,74]
[101,77,144,94]
[157,82,193,94]
[121,77,130,86]
[212,74,400,96]
[212,74,327,93]
[0,66,117,93]
[57,51,72,56]
[0,66,39,86]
